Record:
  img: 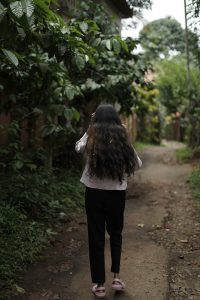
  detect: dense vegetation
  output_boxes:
[139,17,199,62]
[0,0,154,297]
[139,16,200,148]
[0,0,200,297]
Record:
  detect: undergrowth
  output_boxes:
[189,166,200,204]
[134,142,153,151]
[0,168,84,299]
[176,146,193,163]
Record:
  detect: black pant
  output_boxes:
[85,187,126,284]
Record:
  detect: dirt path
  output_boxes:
[12,143,200,300]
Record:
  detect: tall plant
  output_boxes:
[0,0,148,169]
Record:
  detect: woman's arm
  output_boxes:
[75,113,94,153]
[75,132,88,153]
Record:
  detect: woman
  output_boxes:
[75,104,142,299]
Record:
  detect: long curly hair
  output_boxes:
[86,104,137,182]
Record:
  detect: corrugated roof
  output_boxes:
[110,0,133,18]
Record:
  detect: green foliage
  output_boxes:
[139,14,200,147]
[0,0,151,294]
[0,169,84,219]
[134,84,161,144]
[74,1,118,34]
[0,168,84,287]
[189,166,200,204]
[139,17,199,62]
[0,204,44,280]
[71,0,147,115]
[134,141,153,151]
[156,56,200,146]
[140,17,185,60]
[0,0,148,170]
[187,81,200,147]
[156,56,188,114]
[0,121,40,171]
[176,146,193,163]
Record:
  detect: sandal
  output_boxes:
[111,278,125,291]
[92,285,106,299]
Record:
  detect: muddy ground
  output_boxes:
[12,142,200,300]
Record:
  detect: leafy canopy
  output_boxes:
[139,17,199,61]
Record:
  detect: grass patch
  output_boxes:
[134,142,153,151]
[176,146,193,163]
[189,166,200,204]
[0,168,84,299]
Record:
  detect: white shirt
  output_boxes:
[75,132,142,190]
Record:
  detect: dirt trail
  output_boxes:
[12,143,200,300]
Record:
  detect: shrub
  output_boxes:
[189,166,200,203]
[0,168,84,291]
[176,146,193,163]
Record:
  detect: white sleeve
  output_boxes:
[75,132,88,153]
[133,147,142,170]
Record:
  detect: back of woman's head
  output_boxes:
[87,104,136,182]
[93,104,121,126]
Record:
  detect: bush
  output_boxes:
[176,146,193,163]
[0,169,84,220]
[0,204,45,281]
[189,166,200,203]
[0,168,84,294]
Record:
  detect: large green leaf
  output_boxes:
[72,108,80,121]
[65,86,75,101]
[61,26,70,34]
[64,108,73,121]
[119,39,129,52]
[93,37,101,47]
[13,160,24,170]
[112,38,121,54]
[79,21,88,33]
[85,78,101,91]
[21,0,35,18]
[10,1,23,18]
[74,54,86,71]
[105,39,111,51]
[2,49,19,66]
[42,124,57,137]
